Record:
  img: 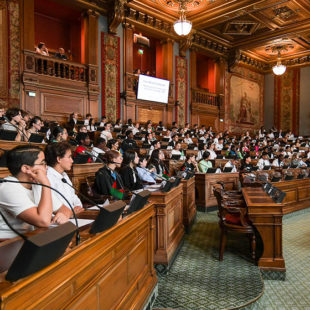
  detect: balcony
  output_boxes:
[191,88,221,107]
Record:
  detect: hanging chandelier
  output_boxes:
[272,50,286,76]
[173,1,192,36]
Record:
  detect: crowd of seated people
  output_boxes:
[1,108,310,239]
[35,42,69,60]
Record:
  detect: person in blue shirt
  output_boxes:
[136,156,156,184]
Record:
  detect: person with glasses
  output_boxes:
[0,145,53,239]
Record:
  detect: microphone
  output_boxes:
[3,116,29,142]
[138,166,168,181]
[61,178,103,209]
[82,149,104,164]
[0,178,80,245]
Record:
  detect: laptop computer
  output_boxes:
[171,154,181,160]
[28,133,45,143]
[0,130,18,141]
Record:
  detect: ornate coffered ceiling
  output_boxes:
[119,0,310,71]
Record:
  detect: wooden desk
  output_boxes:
[242,187,285,272]
[0,203,157,310]
[0,167,9,179]
[272,178,310,214]
[181,177,196,232]
[149,184,184,269]
[67,163,103,191]
[0,140,45,150]
[195,172,240,210]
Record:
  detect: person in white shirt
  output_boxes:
[132,122,140,136]
[170,142,186,160]
[272,154,284,167]
[184,133,193,145]
[43,142,84,224]
[207,142,217,160]
[100,122,113,141]
[199,126,206,135]
[99,116,107,127]
[257,153,271,170]
[215,138,224,151]
[196,144,208,161]
[223,158,238,173]
[287,131,295,140]
[200,133,209,144]
[84,113,92,126]
[91,138,106,162]
[163,130,172,142]
[0,145,54,239]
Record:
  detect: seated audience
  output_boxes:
[91,138,107,162]
[100,122,113,141]
[136,156,156,184]
[42,142,84,223]
[0,145,53,239]
[181,154,198,174]
[198,151,213,173]
[121,130,137,153]
[55,48,68,60]
[2,108,27,141]
[94,150,125,199]
[148,149,170,179]
[26,116,43,139]
[107,139,120,152]
[119,151,143,191]
[73,132,92,162]
[240,154,253,172]
[35,42,49,56]
[49,126,68,143]
[257,152,271,170]
[84,113,92,126]
[170,142,186,160]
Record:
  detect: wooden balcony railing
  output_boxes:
[191,88,221,107]
[24,50,88,82]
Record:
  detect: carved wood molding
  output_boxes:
[109,0,127,34]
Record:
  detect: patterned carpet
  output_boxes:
[153,211,264,310]
[244,208,310,310]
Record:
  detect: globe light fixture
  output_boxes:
[173,1,192,36]
[272,50,286,76]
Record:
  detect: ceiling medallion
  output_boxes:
[265,41,294,55]
[158,0,204,12]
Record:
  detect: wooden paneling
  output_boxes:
[195,172,240,210]
[243,187,285,272]
[149,184,184,267]
[41,91,86,116]
[0,204,157,310]
[67,163,103,192]
[138,107,164,123]
[272,178,310,214]
[181,177,196,232]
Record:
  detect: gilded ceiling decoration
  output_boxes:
[157,0,206,12]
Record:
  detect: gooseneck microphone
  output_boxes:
[61,178,103,209]
[138,166,167,181]
[3,116,29,142]
[0,178,80,245]
[82,149,105,164]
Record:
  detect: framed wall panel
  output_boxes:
[0,2,8,100]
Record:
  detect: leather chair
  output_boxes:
[214,188,256,261]
[80,176,111,205]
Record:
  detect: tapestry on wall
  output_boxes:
[175,56,187,127]
[0,0,20,108]
[101,32,120,122]
[274,68,300,133]
[225,66,264,132]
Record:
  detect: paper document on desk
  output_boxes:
[144,184,161,192]
[69,218,94,227]
[87,199,110,210]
